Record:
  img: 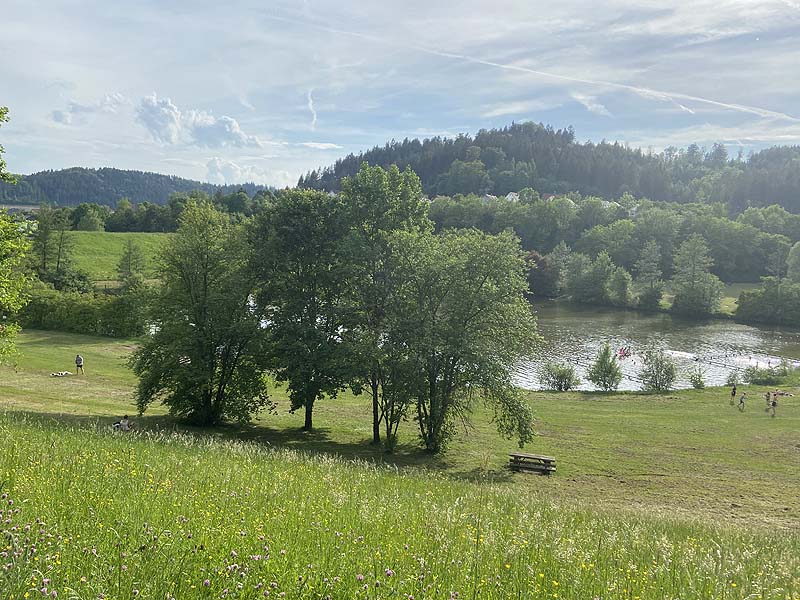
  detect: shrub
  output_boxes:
[725,369,740,386]
[587,342,623,391]
[742,363,790,386]
[539,362,580,391]
[639,348,676,392]
[688,365,706,389]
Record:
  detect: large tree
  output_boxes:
[250,189,358,431]
[339,163,429,445]
[388,229,539,453]
[0,212,30,361]
[131,202,270,425]
[0,108,30,360]
[670,234,723,316]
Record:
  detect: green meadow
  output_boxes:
[69,231,168,281]
[1,330,799,599]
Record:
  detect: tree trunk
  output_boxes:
[302,401,314,431]
[371,373,381,445]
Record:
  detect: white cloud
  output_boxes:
[481,99,560,118]
[307,89,317,130]
[51,92,125,125]
[136,93,262,147]
[571,93,611,117]
[206,157,293,187]
[298,142,343,149]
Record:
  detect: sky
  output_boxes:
[2,0,800,187]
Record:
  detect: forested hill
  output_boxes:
[0,167,268,206]
[298,122,800,214]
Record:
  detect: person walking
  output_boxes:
[770,396,777,418]
[765,390,772,412]
[738,391,747,412]
[75,354,84,374]
[730,383,737,406]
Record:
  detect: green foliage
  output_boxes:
[609,267,634,307]
[639,348,677,391]
[634,240,664,310]
[249,189,358,431]
[742,362,790,385]
[735,277,800,327]
[20,285,148,338]
[670,234,723,315]
[725,369,741,386]
[587,343,623,391]
[0,211,30,361]
[539,362,581,391]
[117,238,147,284]
[564,251,615,305]
[0,107,15,184]
[784,241,800,283]
[131,202,270,425]
[338,162,430,445]
[688,365,706,389]
[388,229,539,452]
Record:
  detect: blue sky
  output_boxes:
[2,0,799,187]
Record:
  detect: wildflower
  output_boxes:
[203,580,210,587]
[385,568,394,577]
[357,574,364,581]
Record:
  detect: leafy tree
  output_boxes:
[639,349,677,391]
[117,239,147,285]
[339,163,429,446]
[786,241,800,283]
[0,212,30,361]
[388,229,539,453]
[0,107,15,184]
[436,159,492,196]
[587,343,622,391]
[565,251,615,305]
[131,202,270,425]
[670,234,723,316]
[538,362,580,391]
[634,240,664,310]
[250,189,358,431]
[609,267,634,307]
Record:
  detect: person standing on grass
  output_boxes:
[738,391,747,412]
[770,396,777,418]
[730,383,737,406]
[765,390,772,411]
[75,354,84,374]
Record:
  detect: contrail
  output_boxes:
[264,13,800,123]
[307,89,317,130]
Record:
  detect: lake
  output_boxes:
[515,302,800,391]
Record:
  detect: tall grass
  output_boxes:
[2,414,797,599]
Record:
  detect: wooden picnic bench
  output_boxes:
[509,452,556,475]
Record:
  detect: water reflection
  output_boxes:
[516,302,800,391]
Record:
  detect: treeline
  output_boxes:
[429,191,791,284]
[26,188,274,233]
[0,167,271,206]
[299,121,800,214]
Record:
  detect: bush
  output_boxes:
[20,286,149,338]
[742,363,790,386]
[639,348,677,392]
[539,362,581,391]
[587,342,622,391]
[688,365,706,389]
[638,285,664,311]
[725,369,740,386]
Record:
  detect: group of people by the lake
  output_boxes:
[730,384,791,417]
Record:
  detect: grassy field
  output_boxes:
[1,330,799,598]
[69,231,168,281]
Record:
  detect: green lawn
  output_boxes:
[69,231,168,281]
[2,330,798,531]
[2,330,799,599]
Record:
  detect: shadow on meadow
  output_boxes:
[5,409,514,483]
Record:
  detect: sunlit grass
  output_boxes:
[2,414,798,600]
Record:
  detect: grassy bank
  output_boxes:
[69,231,167,281]
[2,414,798,600]
[2,330,799,531]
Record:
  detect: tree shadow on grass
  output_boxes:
[2,409,514,483]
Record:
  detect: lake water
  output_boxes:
[515,302,800,391]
